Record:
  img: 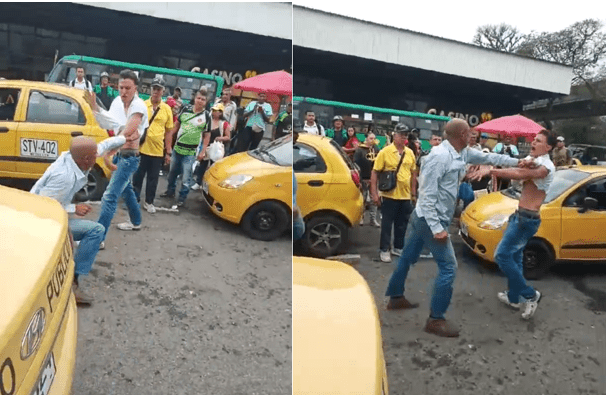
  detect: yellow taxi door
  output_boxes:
[293,141,331,218]
[16,89,89,177]
[560,176,606,259]
[0,86,25,173]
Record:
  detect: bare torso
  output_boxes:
[519,180,546,212]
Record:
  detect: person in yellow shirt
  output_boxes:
[371,124,418,263]
[133,77,174,214]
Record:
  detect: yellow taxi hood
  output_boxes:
[0,186,67,329]
[293,257,384,395]
[209,152,283,181]
[464,191,519,222]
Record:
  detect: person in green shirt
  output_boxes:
[325,115,348,146]
[94,72,118,109]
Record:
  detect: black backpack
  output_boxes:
[70,78,92,90]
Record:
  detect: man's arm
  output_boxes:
[243,102,256,118]
[491,166,549,181]
[467,148,520,167]
[122,113,143,142]
[416,155,448,236]
[228,104,237,128]
[165,120,180,154]
[35,171,82,214]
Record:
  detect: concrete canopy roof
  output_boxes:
[294,6,573,95]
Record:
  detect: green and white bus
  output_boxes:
[293,97,450,150]
[48,55,224,106]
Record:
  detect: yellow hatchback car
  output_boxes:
[0,80,113,201]
[202,134,292,241]
[293,256,388,395]
[460,165,606,279]
[0,185,78,395]
[294,133,364,257]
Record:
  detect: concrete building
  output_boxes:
[293,6,573,127]
[0,2,292,83]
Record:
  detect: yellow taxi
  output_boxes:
[202,134,292,241]
[0,185,78,395]
[0,80,113,201]
[294,133,364,257]
[293,256,388,395]
[460,165,606,279]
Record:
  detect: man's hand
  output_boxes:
[433,230,449,242]
[165,152,172,166]
[197,151,206,162]
[466,166,491,182]
[75,203,93,217]
[518,158,537,168]
[372,193,381,207]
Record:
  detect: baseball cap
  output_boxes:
[100,71,109,79]
[333,115,344,123]
[394,123,411,134]
[211,103,225,112]
[557,136,565,142]
[151,77,165,88]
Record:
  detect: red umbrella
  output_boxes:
[233,70,292,96]
[475,115,544,138]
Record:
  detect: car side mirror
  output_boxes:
[578,197,598,213]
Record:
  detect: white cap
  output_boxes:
[557,136,565,142]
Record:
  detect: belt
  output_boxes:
[517,208,540,220]
[119,149,140,158]
[176,142,199,149]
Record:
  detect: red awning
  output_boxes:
[233,70,292,96]
[475,115,544,138]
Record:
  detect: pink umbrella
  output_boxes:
[475,115,544,138]
[233,70,292,96]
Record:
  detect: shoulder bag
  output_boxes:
[377,148,406,192]
[139,103,163,145]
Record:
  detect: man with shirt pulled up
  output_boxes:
[384,119,531,338]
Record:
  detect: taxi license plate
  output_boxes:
[202,181,209,195]
[21,139,59,159]
[31,352,56,395]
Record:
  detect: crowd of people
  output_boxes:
[30,65,292,304]
[296,112,566,337]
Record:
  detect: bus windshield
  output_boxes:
[48,55,224,105]
[293,97,451,150]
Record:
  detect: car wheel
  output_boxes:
[242,201,289,241]
[75,168,108,202]
[523,239,553,280]
[302,215,349,258]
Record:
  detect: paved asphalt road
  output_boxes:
[347,214,606,395]
[65,177,292,395]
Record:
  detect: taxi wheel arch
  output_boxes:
[523,238,555,280]
[74,165,108,202]
[301,212,349,258]
[241,200,290,241]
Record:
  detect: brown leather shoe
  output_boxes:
[424,318,459,337]
[386,297,419,310]
[73,283,93,305]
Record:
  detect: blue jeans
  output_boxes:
[380,198,413,252]
[69,219,104,276]
[98,155,142,241]
[293,215,305,241]
[458,182,475,210]
[494,212,539,303]
[385,210,458,319]
[166,151,196,202]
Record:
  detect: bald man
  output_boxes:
[384,119,530,338]
[31,136,105,305]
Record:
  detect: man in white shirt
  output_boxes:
[69,65,93,92]
[31,137,104,305]
[96,69,149,241]
[302,110,325,136]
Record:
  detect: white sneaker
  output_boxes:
[497,291,521,309]
[99,241,105,250]
[359,217,364,226]
[116,222,141,231]
[370,219,381,227]
[419,252,433,259]
[143,202,156,214]
[191,183,200,191]
[380,251,392,263]
[391,248,403,257]
[521,291,541,320]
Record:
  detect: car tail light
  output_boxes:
[351,169,361,187]
[107,129,115,137]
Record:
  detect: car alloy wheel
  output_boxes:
[309,222,342,250]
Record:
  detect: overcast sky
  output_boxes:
[295,0,606,43]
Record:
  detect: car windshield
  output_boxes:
[249,135,292,166]
[501,168,591,203]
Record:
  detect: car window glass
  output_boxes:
[0,88,21,121]
[545,169,591,204]
[293,143,326,173]
[27,91,86,125]
[586,178,606,210]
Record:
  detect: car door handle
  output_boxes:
[71,131,84,137]
[308,180,324,187]
[0,127,8,133]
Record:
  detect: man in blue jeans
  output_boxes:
[385,119,530,337]
[31,137,104,305]
[483,129,557,320]
[97,69,148,240]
